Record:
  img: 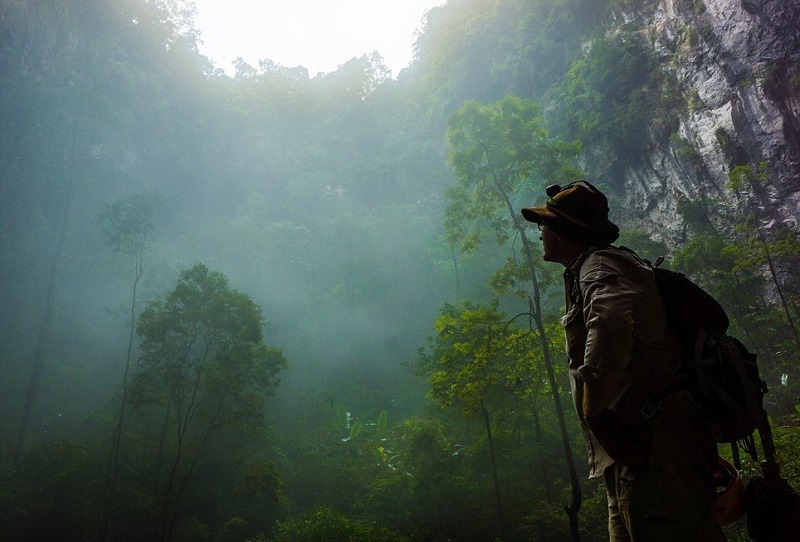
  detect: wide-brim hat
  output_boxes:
[521,181,619,245]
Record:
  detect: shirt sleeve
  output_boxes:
[577,254,644,416]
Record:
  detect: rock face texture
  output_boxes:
[616,0,800,243]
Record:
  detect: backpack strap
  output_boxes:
[564,247,600,309]
[694,330,710,395]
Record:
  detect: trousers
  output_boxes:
[604,392,726,541]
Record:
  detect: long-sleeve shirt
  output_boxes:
[562,246,682,478]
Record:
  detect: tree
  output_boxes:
[129,264,287,542]
[727,164,800,355]
[445,94,584,540]
[97,192,159,538]
[12,127,78,471]
[419,301,545,539]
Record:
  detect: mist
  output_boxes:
[2,1,799,541]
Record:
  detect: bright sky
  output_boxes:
[193,0,446,77]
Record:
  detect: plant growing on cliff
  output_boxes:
[552,32,680,180]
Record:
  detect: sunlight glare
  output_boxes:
[194,0,446,77]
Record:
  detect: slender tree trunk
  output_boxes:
[98,247,144,539]
[756,225,800,351]
[139,409,152,484]
[164,398,225,542]
[154,404,172,492]
[530,391,554,500]
[501,190,582,540]
[451,244,461,298]
[481,402,507,541]
[160,356,207,542]
[525,277,582,542]
[160,442,184,542]
[13,128,77,470]
[727,273,756,350]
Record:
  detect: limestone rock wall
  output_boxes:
[615,0,800,243]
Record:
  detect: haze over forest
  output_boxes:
[1,1,798,541]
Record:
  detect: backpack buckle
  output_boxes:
[640,403,659,420]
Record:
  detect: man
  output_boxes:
[521,181,725,541]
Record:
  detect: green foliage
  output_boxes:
[672,204,800,400]
[669,132,705,173]
[364,416,500,541]
[553,32,681,179]
[348,421,364,440]
[418,301,544,416]
[0,441,99,541]
[445,94,581,252]
[98,192,161,255]
[376,409,389,439]
[770,416,800,487]
[676,196,721,234]
[727,162,770,193]
[489,256,534,298]
[132,263,287,420]
[410,0,611,109]
[615,229,669,264]
[714,127,749,168]
[125,263,287,538]
[2,0,797,540]
[281,445,377,518]
[265,505,410,542]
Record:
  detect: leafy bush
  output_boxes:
[264,505,410,542]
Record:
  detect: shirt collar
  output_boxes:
[563,247,596,280]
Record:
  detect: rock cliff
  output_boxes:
[616,0,800,243]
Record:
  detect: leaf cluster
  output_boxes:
[419,302,544,415]
[98,193,160,255]
[552,32,681,179]
[266,504,410,542]
[444,95,581,252]
[131,263,287,426]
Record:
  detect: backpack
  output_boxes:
[617,246,768,444]
[618,247,800,541]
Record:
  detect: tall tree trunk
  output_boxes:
[481,402,507,541]
[756,225,800,351]
[154,404,172,492]
[160,443,184,542]
[160,358,206,542]
[13,128,77,470]
[530,391,554,500]
[727,273,757,351]
[98,246,144,539]
[164,398,225,542]
[502,191,582,541]
[451,244,461,298]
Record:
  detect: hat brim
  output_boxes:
[521,206,558,224]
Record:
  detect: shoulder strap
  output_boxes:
[614,245,665,269]
[566,247,599,307]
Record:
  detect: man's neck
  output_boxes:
[556,240,591,268]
